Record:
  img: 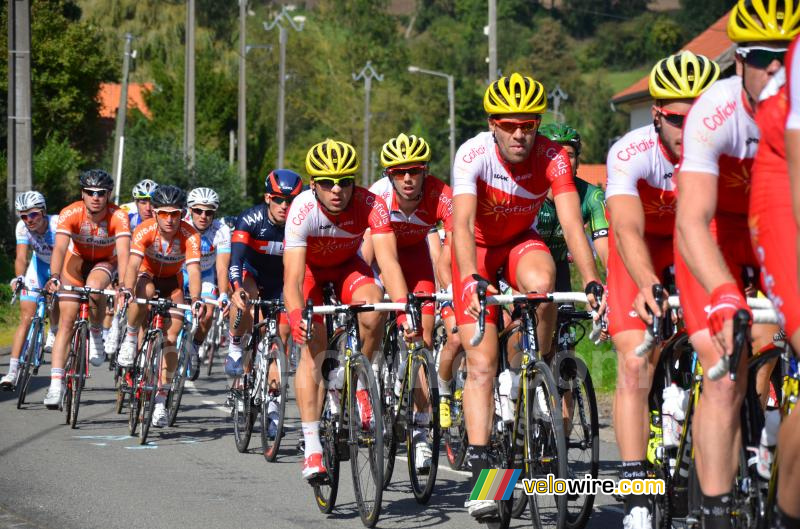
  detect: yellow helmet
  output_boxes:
[649,51,720,100]
[727,0,800,43]
[483,73,547,115]
[380,133,431,168]
[305,139,359,178]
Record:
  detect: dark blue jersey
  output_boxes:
[229,203,285,296]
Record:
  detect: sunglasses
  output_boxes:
[737,47,786,69]
[269,195,294,205]
[314,176,355,190]
[155,209,182,220]
[386,165,427,178]
[191,207,216,217]
[82,189,108,198]
[20,211,42,222]
[492,117,541,134]
[655,106,687,128]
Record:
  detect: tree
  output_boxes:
[677,0,731,38]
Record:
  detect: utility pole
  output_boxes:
[184,0,196,169]
[112,33,134,205]
[264,6,305,168]
[7,0,33,217]
[488,0,497,82]
[353,61,383,186]
[238,0,247,196]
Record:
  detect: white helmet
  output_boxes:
[132,179,158,200]
[187,187,220,209]
[14,191,46,213]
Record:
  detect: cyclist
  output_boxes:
[117,185,204,427]
[674,3,797,527]
[43,170,131,408]
[120,179,158,229]
[184,187,230,380]
[367,132,453,471]
[284,138,410,482]
[605,51,719,528]
[752,31,800,527]
[535,123,609,277]
[451,73,603,519]
[227,169,300,436]
[1,192,60,390]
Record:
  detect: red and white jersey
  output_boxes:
[680,76,759,219]
[452,131,575,247]
[606,124,678,237]
[787,36,800,130]
[369,175,453,248]
[285,187,392,267]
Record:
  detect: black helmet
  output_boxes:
[79,169,114,191]
[151,185,187,209]
[265,169,303,198]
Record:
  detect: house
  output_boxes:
[97,82,153,120]
[578,163,607,190]
[611,12,737,130]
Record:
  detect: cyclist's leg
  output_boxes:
[85,261,114,365]
[338,256,384,362]
[226,272,259,372]
[193,280,217,344]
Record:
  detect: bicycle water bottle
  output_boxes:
[105,316,121,356]
[756,408,780,480]
[498,369,519,423]
[327,366,345,415]
[662,383,688,448]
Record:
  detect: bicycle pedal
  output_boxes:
[306,472,330,486]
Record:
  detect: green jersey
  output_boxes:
[534,178,609,262]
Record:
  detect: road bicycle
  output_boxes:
[10,285,52,409]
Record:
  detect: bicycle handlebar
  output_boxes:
[62,285,118,297]
[707,309,752,382]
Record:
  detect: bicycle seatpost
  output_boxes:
[303,299,314,342]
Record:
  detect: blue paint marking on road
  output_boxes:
[125,444,157,450]
[74,435,133,441]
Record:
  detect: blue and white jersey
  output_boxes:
[120,201,147,229]
[15,215,59,265]
[182,217,231,283]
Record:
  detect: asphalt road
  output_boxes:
[0,348,626,529]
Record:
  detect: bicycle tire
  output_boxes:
[405,348,440,505]
[206,319,219,376]
[166,336,189,427]
[115,367,126,414]
[139,336,161,444]
[69,325,88,429]
[377,339,398,489]
[262,337,288,462]
[348,353,384,528]
[527,363,568,529]
[313,389,341,514]
[128,346,143,436]
[233,380,254,453]
[16,318,41,409]
[444,374,468,470]
[563,358,599,529]
[62,347,74,422]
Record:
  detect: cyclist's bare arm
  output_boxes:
[427,230,442,272]
[14,242,28,278]
[360,229,375,265]
[114,234,131,282]
[122,253,144,292]
[372,232,410,301]
[608,194,661,317]
[593,234,609,270]
[283,247,307,316]
[435,233,453,287]
[452,194,478,279]
[47,233,70,286]
[787,129,800,265]
[215,251,231,295]
[554,190,600,287]
[675,170,735,292]
[186,261,202,301]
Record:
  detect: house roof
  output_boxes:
[612,11,735,105]
[98,82,153,119]
[578,164,606,189]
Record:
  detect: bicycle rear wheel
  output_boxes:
[313,390,341,513]
[69,325,88,429]
[16,319,41,409]
[128,349,143,435]
[562,357,599,529]
[348,354,384,528]
[233,378,254,453]
[262,337,288,462]
[527,363,568,529]
[405,348,440,505]
[376,344,398,489]
[139,337,161,444]
[444,373,468,470]
[166,337,189,426]
[205,320,219,376]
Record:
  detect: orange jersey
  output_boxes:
[56,201,131,261]
[130,218,201,278]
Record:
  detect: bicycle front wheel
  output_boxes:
[261,337,288,462]
[16,318,42,409]
[233,379,254,453]
[348,354,384,528]
[139,337,161,444]
[527,362,568,529]
[405,348,440,505]
[205,320,219,376]
[68,325,88,428]
[166,336,189,426]
[313,389,341,514]
[376,345,398,490]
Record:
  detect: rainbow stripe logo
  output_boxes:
[469,469,522,501]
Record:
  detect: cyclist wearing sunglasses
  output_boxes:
[604,51,719,529]
[43,170,131,407]
[117,185,204,427]
[226,169,301,379]
[750,31,800,528]
[451,72,603,519]
[366,132,453,471]
[1,191,60,390]
[120,179,159,229]
[284,138,410,482]
[674,3,799,527]
[182,187,231,379]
